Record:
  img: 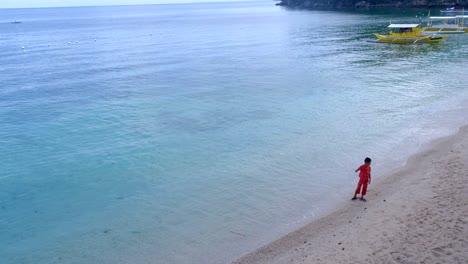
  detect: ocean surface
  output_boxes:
[1,1,468,263]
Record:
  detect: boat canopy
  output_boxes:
[388,24,419,28]
[429,16,457,20]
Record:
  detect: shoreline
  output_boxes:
[232,123,468,263]
[275,1,468,9]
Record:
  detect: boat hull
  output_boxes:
[374,33,448,44]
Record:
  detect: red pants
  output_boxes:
[355,178,368,196]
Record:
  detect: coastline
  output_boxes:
[232,123,468,263]
[275,1,468,9]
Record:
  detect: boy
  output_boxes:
[352,157,372,202]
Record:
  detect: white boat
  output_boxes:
[441,7,466,15]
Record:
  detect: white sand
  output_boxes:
[233,125,468,264]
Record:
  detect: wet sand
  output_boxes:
[233,125,468,264]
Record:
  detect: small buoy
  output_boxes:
[68,42,71,44]
[49,43,51,46]
[94,39,97,41]
[75,41,78,43]
[150,33,153,36]
[22,46,25,49]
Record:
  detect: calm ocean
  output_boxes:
[1,1,467,263]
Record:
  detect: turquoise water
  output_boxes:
[1,2,468,263]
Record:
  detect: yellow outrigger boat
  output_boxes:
[374,24,448,44]
[422,16,468,34]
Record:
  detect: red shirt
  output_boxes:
[357,165,371,180]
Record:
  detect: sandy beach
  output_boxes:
[233,125,468,264]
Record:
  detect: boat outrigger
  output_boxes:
[374,24,448,44]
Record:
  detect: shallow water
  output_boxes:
[1,2,468,263]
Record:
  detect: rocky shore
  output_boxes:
[276,0,468,9]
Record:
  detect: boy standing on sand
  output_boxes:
[352,157,372,202]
